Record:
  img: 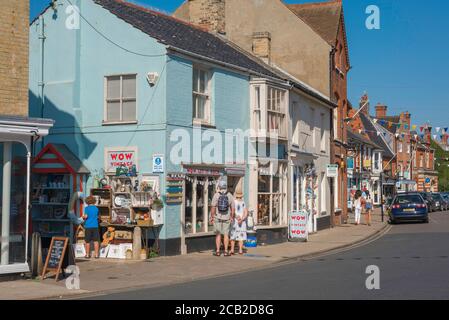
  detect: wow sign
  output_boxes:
[289,210,308,241]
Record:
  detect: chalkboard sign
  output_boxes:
[42,237,70,282]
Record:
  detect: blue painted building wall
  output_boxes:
[29,0,251,246]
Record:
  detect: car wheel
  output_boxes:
[423,218,429,224]
[389,219,396,225]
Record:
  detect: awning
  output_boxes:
[33,143,90,174]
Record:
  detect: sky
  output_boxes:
[30,0,449,132]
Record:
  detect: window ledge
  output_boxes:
[185,231,215,238]
[102,120,138,126]
[255,224,288,230]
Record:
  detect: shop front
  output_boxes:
[290,153,319,234]
[249,158,288,244]
[0,116,53,275]
[181,164,246,253]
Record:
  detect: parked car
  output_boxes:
[432,193,444,211]
[419,192,438,212]
[433,193,448,211]
[389,193,429,224]
[440,194,449,211]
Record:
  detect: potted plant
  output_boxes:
[152,197,164,211]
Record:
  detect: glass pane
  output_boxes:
[196,96,206,120]
[267,88,272,110]
[257,194,270,225]
[272,194,280,225]
[255,86,260,109]
[193,68,199,92]
[107,101,121,121]
[107,76,121,99]
[273,176,280,193]
[199,70,206,93]
[0,142,28,265]
[258,174,270,193]
[122,75,136,99]
[208,179,216,231]
[196,177,205,233]
[122,100,136,121]
[185,179,193,234]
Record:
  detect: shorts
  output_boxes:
[85,228,100,243]
[214,219,231,236]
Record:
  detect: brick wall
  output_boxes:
[0,0,29,116]
[189,0,225,34]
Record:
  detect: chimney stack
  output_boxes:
[252,32,271,64]
[188,0,226,34]
[359,93,369,115]
[375,103,387,119]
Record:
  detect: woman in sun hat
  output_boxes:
[230,188,248,255]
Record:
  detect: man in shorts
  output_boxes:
[210,180,235,256]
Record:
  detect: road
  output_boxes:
[86,211,449,300]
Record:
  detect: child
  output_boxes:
[83,196,100,259]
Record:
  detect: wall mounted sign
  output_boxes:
[152,155,164,173]
[183,167,222,176]
[166,173,184,204]
[326,164,338,178]
[105,147,138,173]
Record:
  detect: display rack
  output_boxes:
[32,143,90,243]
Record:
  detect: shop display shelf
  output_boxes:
[32,202,69,206]
[33,218,71,222]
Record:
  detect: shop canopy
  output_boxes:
[33,143,90,175]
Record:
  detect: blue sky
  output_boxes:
[30,0,449,131]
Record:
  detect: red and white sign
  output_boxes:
[105,147,138,172]
[289,210,308,241]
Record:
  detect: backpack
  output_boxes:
[217,193,230,214]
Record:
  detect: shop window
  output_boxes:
[257,162,286,226]
[193,67,211,124]
[104,74,137,123]
[184,176,218,235]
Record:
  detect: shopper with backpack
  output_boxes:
[210,179,235,256]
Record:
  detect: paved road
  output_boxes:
[87,211,449,300]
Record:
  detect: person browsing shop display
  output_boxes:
[210,180,235,257]
[230,189,248,255]
[83,196,101,259]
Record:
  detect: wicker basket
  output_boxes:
[137,219,154,227]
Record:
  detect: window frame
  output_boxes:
[192,66,212,125]
[103,74,138,124]
[250,82,288,140]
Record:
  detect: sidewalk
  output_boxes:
[0,209,388,300]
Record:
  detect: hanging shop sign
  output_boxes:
[183,167,222,177]
[152,154,164,173]
[326,164,338,178]
[288,210,308,241]
[166,173,184,204]
[105,147,138,173]
[347,157,354,170]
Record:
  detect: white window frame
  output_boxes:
[104,74,137,124]
[250,82,288,140]
[256,161,287,227]
[320,113,326,152]
[184,175,219,235]
[193,66,211,125]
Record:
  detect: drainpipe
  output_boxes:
[1,142,12,265]
[38,16,46,148]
